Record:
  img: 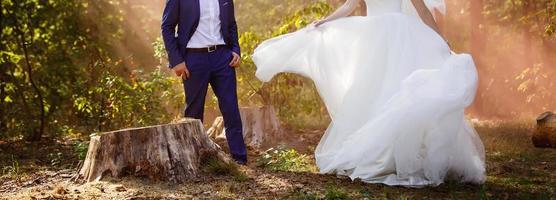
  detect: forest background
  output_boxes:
[1,0,555,141]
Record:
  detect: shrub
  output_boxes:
[74,141,89,160]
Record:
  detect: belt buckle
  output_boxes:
[207,45,216,53]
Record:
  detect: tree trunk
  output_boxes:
[533,111,556,148]
[79,118,230,183]
[14,25,46,141]
[207,116,225,139]
[0,82,5,135]
[208,106,282,148]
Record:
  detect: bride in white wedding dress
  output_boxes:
[252,0,486,186]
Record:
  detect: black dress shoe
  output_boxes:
[234,159,247,165]
[232,154,247,165]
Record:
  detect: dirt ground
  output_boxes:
[1,120,555,199]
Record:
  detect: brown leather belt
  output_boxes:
[186,45,227,53]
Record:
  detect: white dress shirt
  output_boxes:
[187,0,226,48]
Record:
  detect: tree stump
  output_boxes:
[208,106,282,148]
[207,116,225,139]
[533,111,556,148]
[79,118,230,183]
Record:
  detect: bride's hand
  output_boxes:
[312,19,327,27]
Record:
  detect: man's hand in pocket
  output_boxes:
[229,52,240,67]
[173,62,190,80]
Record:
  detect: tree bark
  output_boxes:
[79,118,230,183]
[0,81,5,135]
[208,106,282,148]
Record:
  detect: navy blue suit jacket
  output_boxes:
[161,0,240,68]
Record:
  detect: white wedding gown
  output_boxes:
[252,0,486,186]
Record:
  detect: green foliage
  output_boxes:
[484,0,556,38]
[0,0,182,140]
[460,0,556,117]
[4,0,556,140]
[235,0,323,33]
[47,152,63,167]
[74,141,89,160]
[236,1,333,129]
[256,145,316,172]
[0,0,334,141]
[442,0,556,117]
[71,63,181,132]
[1,0,334,141]
[548,1,556,35]
[153,37,168,62]
[1,0,87,140]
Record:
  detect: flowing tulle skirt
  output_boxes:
[252,13,486,186]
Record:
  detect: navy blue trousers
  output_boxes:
[182,47,247,163]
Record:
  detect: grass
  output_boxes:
[288,189,321,200]
[1,120,555,199]
[1,155,21,179]
[256,145,317,173]
[281,120,556,199]
[323,186,349,200]
[286,186,349,200]
[200,152,250,182]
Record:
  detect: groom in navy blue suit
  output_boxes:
[161,0,247,164]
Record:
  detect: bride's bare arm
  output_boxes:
[411,0,446,41]
[314,0,361,27]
